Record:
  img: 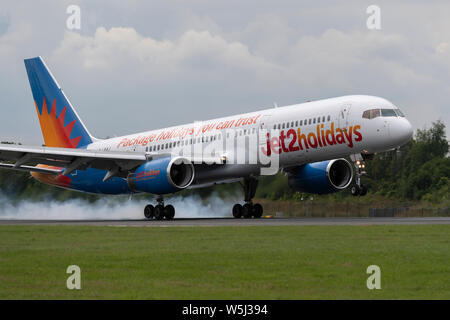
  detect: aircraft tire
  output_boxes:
[253,203,263,218]
[359,185,368,196]
[232,204,242,218]
[242,203,253,219]
[351,185,360,196]
[144,204,154,219]
[164,205,175,220]
[154,205,165,220]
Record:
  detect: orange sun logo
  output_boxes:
[35,97,82,148]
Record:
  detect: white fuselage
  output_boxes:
[87,95,412,183]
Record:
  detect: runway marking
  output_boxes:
[0,217,449,227]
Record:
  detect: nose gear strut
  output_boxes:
[350,153,368,196]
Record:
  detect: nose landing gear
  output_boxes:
[144,196,175,220]
[350,154,368,196]
[232,177,264,219]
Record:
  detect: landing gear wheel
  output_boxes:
[164,205,175,220]
[359,184,368,196]
[242,203,253,219]
[351,154,370,197]
[253,203,263,218]
[232,204,243,218]
[154,205,165,220]
[351,185,360,196]
[144,205,154,219]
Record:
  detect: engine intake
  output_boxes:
[127,157,194,194]
[288,159,353,194]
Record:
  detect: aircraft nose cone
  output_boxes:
[391,118,413,146]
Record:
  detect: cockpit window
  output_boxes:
[394,109,405,117]
[362,109,381,119]
[381,109,397,117]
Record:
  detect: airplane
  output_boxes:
[0,56,413,220]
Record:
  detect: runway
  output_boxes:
[0,217,449,227]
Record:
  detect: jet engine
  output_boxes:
[287,159,353,194]
[127,157,194,194]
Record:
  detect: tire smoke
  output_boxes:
[0,194,234,220]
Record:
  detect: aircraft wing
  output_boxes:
[0,144,224,180]
[0,144,149,179]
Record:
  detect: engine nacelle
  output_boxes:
[288,159,353,194]
[127,157,194,195]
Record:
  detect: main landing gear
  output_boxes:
[350,154,368,196]
[144,196,175,220]
[232,177,264,219]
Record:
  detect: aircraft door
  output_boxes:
[338,103,352,129]
[258,114,272,147]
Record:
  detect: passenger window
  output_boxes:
[300,120,303,126]
[317,117,320,123]
[295,121,298,126]
[291,121,294,127]
[308,119,311,125]
[282,123,285,129]
[313,118,316,124]
[327,115,331,121]
[322,116,325,122]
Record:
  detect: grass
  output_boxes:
[0,225,449,299]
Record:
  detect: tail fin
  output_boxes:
[24,56,94,148]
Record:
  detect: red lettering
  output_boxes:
[316,125,323,147]
[279,130,289,153]
[307,132,318,148]
[261,133,271,156]
[271,137,281,154]
[287,129,299,152]
[297,128,309,150]
[344,126,354,148]
[335,128,345,144]
[326,122,336,145]
[354,125,362,142]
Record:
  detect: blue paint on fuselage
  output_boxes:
[67,168,132,194]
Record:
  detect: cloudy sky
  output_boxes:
[0,1,449,144]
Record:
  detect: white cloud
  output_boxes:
[0,1,449,143]
[53,27,279,75]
